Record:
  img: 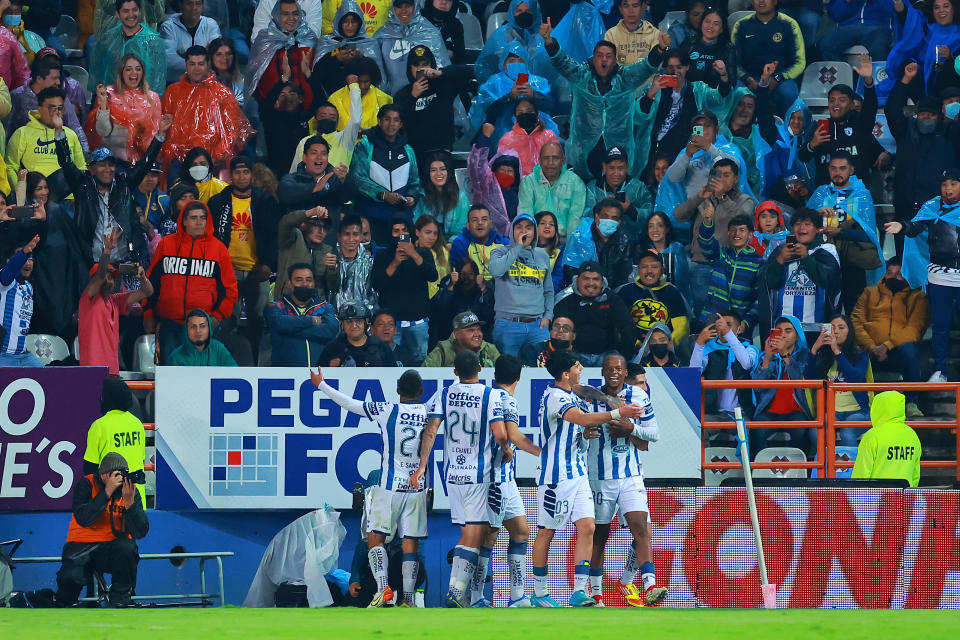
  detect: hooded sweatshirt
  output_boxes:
[166,310,238,366]
[6,112,83,193]
[144,200,239,325]
[449,226,509,281]
[488,213,555,320]
[851,391,921,487]
[604,18,659,66]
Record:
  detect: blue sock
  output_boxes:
[640,561,656,590]
[573,560,590,594]
[532,564,548,597]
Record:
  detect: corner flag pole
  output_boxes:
[734,407,773,604]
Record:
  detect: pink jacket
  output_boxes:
[0,28,28,94]
[497,121,559,177]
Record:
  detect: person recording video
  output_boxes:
[55,453,149,607]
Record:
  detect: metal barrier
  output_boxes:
[126,380,155,472]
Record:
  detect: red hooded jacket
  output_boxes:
[144,201,238,324]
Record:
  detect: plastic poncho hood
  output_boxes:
[722,86,772,195]
[879,2,960,98]
[162,72,255,162]
[89,21,166,95]
[551,0,613,63]
[901,196,960,288]
[475,0,551,84]
[313,0,382,65]
[83,85,162,162]
[467,145,513,236]
[245,1,318,98]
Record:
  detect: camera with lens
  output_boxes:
[121,469,146,484]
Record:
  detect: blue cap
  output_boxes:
[90,147,116,164]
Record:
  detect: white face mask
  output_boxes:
[188,165,210,182]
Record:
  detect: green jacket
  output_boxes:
[166,310,238,367]
[852,391,921,487]
[422,336,500,368]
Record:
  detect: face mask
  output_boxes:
[505,62,528,81]
[884,278,907,294]
[514,11,534,28]
[551,339,571,350]
[315,118,337,134]
[2,15,21,26]
[293,286,316,301]
[596,218,620,236]
[649,343,669,359]
[495,172,515,189]
[516,112,538,132]
[946,102,960,120]
[917,117,937,134]
[188,165,210,182]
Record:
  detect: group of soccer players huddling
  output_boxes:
[310,348,666,608]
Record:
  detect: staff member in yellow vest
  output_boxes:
[83,378,147,505]
[852,391,922,487]
[55,453,150,607]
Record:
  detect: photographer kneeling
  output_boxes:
[55,453,149,607]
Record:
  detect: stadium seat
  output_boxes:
[132,334,157,375]
[72,335,80,361]
[727,11,753,34]
[843,45,869,69]
[484,1,508,24]
[753,447,808,479]
[25,334,70,365]
[454,166,468,194]
[727,0,753,11]
[704,447,743,486]
[460,13,484,53]
[457,1,471,14]
[487,12,508,38]
[800,61,853,107]
[54,14,78,48]
[659,10,686,31]
[64,64,92,102]
[811,445,860,478]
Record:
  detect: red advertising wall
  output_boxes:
[489,488,960,608]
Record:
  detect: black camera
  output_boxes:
[121,469,146,484]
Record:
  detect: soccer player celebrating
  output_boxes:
[469,354,542,608]
[411,351,507,608]
[311,367,429,608]
[531,351,643,607]
[581,354,667,607]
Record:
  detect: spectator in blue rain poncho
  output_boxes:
[758,95,815,200]
[879,0,960,100]
[475,0,559,90]
[374,0,450,95]
[719,85,772,197]
[550,0,613,63]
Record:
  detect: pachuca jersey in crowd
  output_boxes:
[427,381,503,485]
[490,386,519,484]
[538,385,591,485]
[586,384,658,481]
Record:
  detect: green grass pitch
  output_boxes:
[3,607,959,639]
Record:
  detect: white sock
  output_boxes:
[507,540,528,601]
[620,543,638,586]
[589,571,603,596]
[470,546,492,604]
[402,553,418,605]
[451,546,478,604]
[368,546,388,592]
[532,565,549,597]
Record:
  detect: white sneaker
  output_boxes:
[927,371,948,383]
[905,402,924,418]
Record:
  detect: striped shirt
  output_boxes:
[538,385,589,485]
[586,384,658,481]
[490,386,519,484]
[0,250,33,355]
[427,381,503,485]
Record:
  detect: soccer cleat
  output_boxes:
[531,594,562,607]
[471,598,493,608]
[592,595,606,607]
[569,590,596,607]
[644,584,668,606]
[617,583,645,607]
[508,596,533,608]
[368,586,394,608]
[442,591,463,608]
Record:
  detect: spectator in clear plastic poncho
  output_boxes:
[245,0,317,112]
[311,0,384,98]
[374,0,450,95]
[89,0,165,96]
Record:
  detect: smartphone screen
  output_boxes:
[693,125,704,137]
[817,119,829,135]
[660,74,679,87]
[11,205,33,221]
[516,72,529,85]
[786,234,797,245]
[769,328,783,340]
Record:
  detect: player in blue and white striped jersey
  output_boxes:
[410,351,507,608]
[466,355,541,608]
[531,350,643,608]
[581,356,667,608]
[311,367,428,608]
[0,235,41,366]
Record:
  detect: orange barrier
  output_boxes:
[125,380,156,471]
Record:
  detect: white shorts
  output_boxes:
[366,487,428,539]
[448,482,491,526]
[590,476,650,526]
[537,475,595,530]
[487,480,527,528]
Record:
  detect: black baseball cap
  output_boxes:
[578,260,604,277]
[230,156,253,172]
[452,311,484,330]
[604,146,627,163]
[942,168,960,183]
[917,96,941,115]
[691,110,719,128]
[636,248,662,264]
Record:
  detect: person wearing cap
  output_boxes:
[616,247,689,344]
[78,227,153,375]
[265,262,340,366]
[562,197,634,289]
[798,56,881,188]
[583,146,652,241]
[54,451,149,608]
[10,56,90,155]
[160,0,222,84]
[552,260,635,364]
[488,212,554,365]
[373,0,451,95]
[517,142,586,237]
[394,43,473,160]
[89,0,166,98]
[540,19,667,181]
[885,168,960,384]
[886,60,960,256]
[319,302,393,367]
[135,161,173,241]
[422,310,501,367]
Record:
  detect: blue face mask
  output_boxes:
[2,14,21,26]
[946,101,960,120]
[596,218,619,236]
[505,62,528,81]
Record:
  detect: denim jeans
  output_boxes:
[688,261,713,323]
[0,351,43,367]
[493,318,549,366]
[751,411,815,459]
[835,409,869,447]
[577,352,607,367]
[34,29,66,59]
[396,319,430,365]
[925,283,960,373]
[779,6,821,46]
[227,28,250,65]
[819,23,892,61]
[872,341,921,402]
[769,79,800,120]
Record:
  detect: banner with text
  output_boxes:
[155,367,702,510]
[0,367,109,511]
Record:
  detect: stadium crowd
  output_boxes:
[0,0,957,454]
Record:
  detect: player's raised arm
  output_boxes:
[507,421,540,457]
[410,416,441,489]
[309,367,367,416]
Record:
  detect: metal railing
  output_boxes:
[126,380,155,472]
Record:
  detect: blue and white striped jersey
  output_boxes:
[538,385,590,485]
[490,386,519,484]
[427,381,503,485]
[586,384,658,481]
[0,251,33,355]
[362,401,429,492]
